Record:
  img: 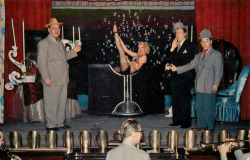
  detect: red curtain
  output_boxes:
[195,0,250,120]
[4,0,51,121]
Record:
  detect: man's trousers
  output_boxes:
[43,83,68,128]
[170,82,192,126]
[196,93,216,130]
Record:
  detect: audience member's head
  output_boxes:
[120,119,143,145]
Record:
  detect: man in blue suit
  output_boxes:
[165,22,196,128]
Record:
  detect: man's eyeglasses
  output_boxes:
[50,27,61,31]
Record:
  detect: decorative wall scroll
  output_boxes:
[5,19,26,90]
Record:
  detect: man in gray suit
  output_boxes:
[37,18,81,131]
[170,29,223,131]
[106,119,151,160]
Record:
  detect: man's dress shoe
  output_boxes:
[207,129,214,132]
[192,127,207,131]
[46,127,60,131]
[60,125,71,129]
[180,124,191,128]
[169,123,181,126]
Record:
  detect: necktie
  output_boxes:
[57,40,65,54]
[202,50,207,61]
[177,44,181,52]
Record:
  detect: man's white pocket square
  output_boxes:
[183,49,188,54]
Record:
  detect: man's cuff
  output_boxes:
[176,67,181,74]
[220,155,228,160]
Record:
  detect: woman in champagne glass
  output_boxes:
[113,24,149,74]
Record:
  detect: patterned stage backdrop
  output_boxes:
[0,0,5,124]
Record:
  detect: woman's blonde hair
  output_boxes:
[138,42,150,54]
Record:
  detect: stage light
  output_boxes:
[46,131,57,149]
[185,130,196,149]
[80,131,91,153]
[10,131,22,149]
[168,130,178,153]
[98,130,108,153]
[149,130,161,153]
[219,130,230,143]
[63,131,74,154]
[28,131,40,149]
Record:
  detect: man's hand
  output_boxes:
[218,142,232,157]
[171,64,177,72]
[165,63,171,70]
[44,78,51,87]
[170,38,178,52]
[74,45,81,53]
[212,85,218,93]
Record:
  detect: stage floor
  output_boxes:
[0,112,249,148]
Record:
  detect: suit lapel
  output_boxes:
[201,48,214,63]
[47,36,66,60]
[177,40,188,54]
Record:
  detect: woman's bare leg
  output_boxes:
[113,25,129,72]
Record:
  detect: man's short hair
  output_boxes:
[120,119,141,138]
